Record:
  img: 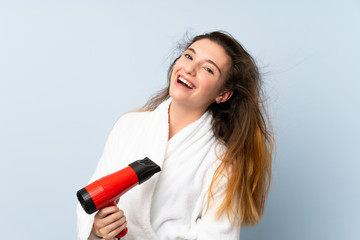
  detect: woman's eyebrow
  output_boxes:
[187,47,222,74]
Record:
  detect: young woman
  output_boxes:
[77,31,274,240]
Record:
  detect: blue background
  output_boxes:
[0,1,359,239]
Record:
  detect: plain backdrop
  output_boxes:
[0,1,359,239]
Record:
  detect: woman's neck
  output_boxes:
[168,100,206,140]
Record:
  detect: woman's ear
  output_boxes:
[215,90,233,103]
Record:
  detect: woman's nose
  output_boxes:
[184,62,197,76]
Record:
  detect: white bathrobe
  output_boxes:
[76,98,240,240]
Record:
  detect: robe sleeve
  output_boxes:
[191,174,240,240]
[193,202,240,240]
[76,117,125,240]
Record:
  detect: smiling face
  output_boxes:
[169,39,232,113]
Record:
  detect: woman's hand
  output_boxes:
[91,206,127,240]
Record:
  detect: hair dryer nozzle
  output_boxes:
[129,157,161,184]
[77,188,97,214]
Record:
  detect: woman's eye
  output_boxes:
[184,53,192,60]
[204,67,213,74]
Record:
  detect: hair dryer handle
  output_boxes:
[109,201,128,239]
[116,227,128,239]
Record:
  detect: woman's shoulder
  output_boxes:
[114,99,170,128]
[113,110,152,129]
[110,99,170,137]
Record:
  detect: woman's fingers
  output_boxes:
[101,209,125,227]
[92,206,127,239]
[95,206,120,219]
[102,215,127,239]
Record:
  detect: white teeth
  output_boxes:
[178,76,194,89]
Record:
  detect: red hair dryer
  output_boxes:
[77,157,161,238]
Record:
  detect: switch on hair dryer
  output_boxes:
[77,157,161,238]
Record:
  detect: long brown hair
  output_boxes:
[142,31,274,226]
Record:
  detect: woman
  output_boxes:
[77,31,274,240]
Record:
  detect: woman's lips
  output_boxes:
[177,75,194,89]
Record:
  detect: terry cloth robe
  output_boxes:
[76,98,240,240]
